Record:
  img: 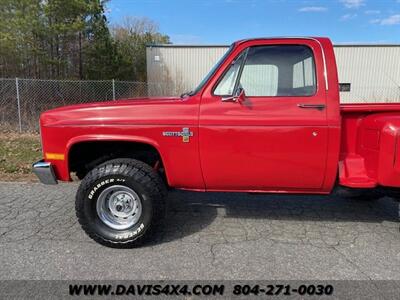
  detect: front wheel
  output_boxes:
[75,158,167,248]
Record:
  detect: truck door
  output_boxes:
[199,40,328,190]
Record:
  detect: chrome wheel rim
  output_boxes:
[96,185,142,230]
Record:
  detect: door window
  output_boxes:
[240,64,279,96]
[214,45,317,97]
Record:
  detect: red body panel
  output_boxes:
[198,38,337,192]
[40,97,205,189]
[39,37,400,193]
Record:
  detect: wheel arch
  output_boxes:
[65,134,170,185]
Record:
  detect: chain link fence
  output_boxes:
[0,78,175,132]
[1,78,399,133]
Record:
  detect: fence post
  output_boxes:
[15,77,22,133]
[112,79,116,100]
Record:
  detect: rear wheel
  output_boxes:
[75,158,167,248]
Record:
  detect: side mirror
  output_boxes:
[221,87,246,103]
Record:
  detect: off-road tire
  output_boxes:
[76,158,167,248]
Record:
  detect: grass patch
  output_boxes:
[0,133,42,179]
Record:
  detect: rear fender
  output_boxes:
[340,113,400,188]
[378,121,400,186]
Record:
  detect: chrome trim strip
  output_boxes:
[32,160,58,185]
[314,39,329,91]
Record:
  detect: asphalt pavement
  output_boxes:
[0,181,399,280]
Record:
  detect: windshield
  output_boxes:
[188,44,235,96]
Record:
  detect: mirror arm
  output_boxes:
[221,87,246,103]
[221,95,238,102]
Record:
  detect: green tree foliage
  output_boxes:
[0,0,169,80]
[0,0,43,77]
[111,17,170,81]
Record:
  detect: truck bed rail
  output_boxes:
[341,103,400,113]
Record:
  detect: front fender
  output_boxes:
[41,124,204,189]
[64,134,166,181]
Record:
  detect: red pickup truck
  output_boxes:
[33,37,400,247]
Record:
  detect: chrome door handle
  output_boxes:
[297,104,326,111]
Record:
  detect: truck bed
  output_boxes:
[340,102,400,188]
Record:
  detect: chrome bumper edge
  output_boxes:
[32,160,58,185]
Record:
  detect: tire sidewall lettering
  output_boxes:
[88,178,126,200]
[115,223,145,240]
